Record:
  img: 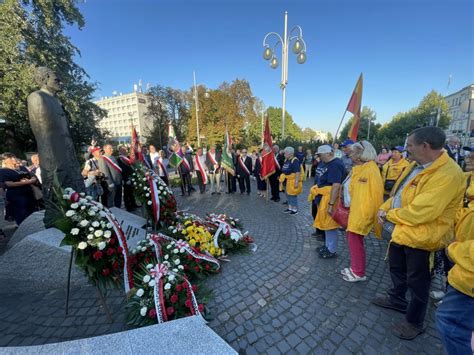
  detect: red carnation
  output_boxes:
[112,261,119,270]
[183,282,189,289]
[192,284,198,292]
[166,307,175,315]
[194,266,200,272]
[187,254,194,261]
[69,192,80,202]
[109,238,115,245]
[101,268,110,276]
[106,248,114,256]
[198,304,205,312]
[117,246,123,254]
[185,299,192,308]
[170,294,178,304]
[205,264,210,271]
[175,284,183,292]
[93,250,103,261]
[183,265,189,271]
[148,308,157,318]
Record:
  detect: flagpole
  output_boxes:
[266,178,269,201]
[333,109,348,143]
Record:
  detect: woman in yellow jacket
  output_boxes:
[340,141,384,282]
[381,146,410,196]
[279,147,303,215]
[436,146,474,354]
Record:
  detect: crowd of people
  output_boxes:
[0,126,472,352]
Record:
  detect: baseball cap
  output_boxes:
[391,146,405,152]
[317,145,333,154]
[461,146,473,152]
[340,139,354,147]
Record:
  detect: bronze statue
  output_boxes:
[27,67,85,227]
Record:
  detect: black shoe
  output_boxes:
[211,192,216,195]
[371,296,407,314]
[247,192,250,195]
[270,197,276,201]
[319,249,337,259]
[316,246,327,254]
[289,210,298,215]
[311,231,319,236]
[282,201,288,205]
[283,209,292,214]
[391,321,424,340]
[217,192,221,195]
[274,198,280,202]
[316,235,326,242]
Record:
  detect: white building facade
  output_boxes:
[94,91,152,144]
[445,84,474,146]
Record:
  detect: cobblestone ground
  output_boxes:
[0,181,444,353]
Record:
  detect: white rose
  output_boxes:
[166,244,172,249]
[63,194,69,200]
[81,206,86,210]
[168,274,175,281]
[65,210,75,217]
[174,259,180,265]
[136,288,144,297]
[107,223,112,229]
[94,230,103,237]
[164,283,171,290]
[147,201,152,205]
[96,203,104,210]
[98,242,106,250]
[143,178,147,181]
[88,227,94,232]
[140,307,147,317]
[88,210,96,217]
[141,247,146,252]
[146,264,153,269]
[87,234,94,240]
[92,221,100,228]
[70,228,80,235]
[146,193,150,197]
[163,192,168,196]
[64,188,73,194]
[143,275,151,283]
[163,261,171,267]
[104,230,112,238]
[86,196,93,201]
[173,268,178,273]
[178,265,184,270]
[70,203,79,209]
[172,229,177,233]
[80,193,85,197]
[78,242,87,250]
[173,249,179,254]
[164,255,169,260]
[133,182,137,186]
[148,280,156,287]
[79,220,89,227]
[99,211,106,218]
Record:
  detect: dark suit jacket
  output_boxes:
[178,153,194,174]
[236,155,252,177]
[98,155,123,186]
[118,156,133,182]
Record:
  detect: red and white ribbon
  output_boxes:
[156,158,168,179]
[207,152,220,172]
[151,233,220,270]
[194,156,208,185]
[146,175,161,224]
[102,155,123,173]
[238,156,251,176]
[119,155,131,165]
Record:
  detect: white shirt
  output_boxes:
[149,152,160,167]
[194,155,207,172]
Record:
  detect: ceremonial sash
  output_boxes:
[119,155,131,165]
[207,152,220,172]
[238,157,251,176]
[194,156,209,184]
[102,155,122,173]
[274,155,280,170]
[156,158,168,179]
[179,152,191,171]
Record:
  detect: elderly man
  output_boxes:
[29,154,42,185]
[373,127,464,340]
[98,144,123,208]
[236,148,252,195]
[269,145,282,202]
[340,139,354,174]
[445,136,461,165]
[194,148,208,194]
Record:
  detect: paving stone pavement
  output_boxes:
[0,181,445,353]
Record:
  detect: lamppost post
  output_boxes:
[262,11,307,140]
[193,71,201,147]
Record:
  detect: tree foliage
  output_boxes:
[338,106,380,143]
[0,0,105,156]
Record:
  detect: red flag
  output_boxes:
[130,126,144,164]
[347,73,363,141]
[261,117,277,179]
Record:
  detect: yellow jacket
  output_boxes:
[279,172,303,196]
[382,158,410,192]
[347,161,384,237]
[380,152,465,251]
[308,185,340,230]
[447,172,474,297]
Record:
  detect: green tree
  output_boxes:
[0,0,106,156]
[301,127,317,142]
[264,106,302,142]
[377,90,450,148]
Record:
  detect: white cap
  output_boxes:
[317,145,333,154]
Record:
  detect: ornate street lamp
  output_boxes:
[262,11,307,139]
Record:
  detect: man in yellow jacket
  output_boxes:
[436,146,474,354]
[372,127,465,340]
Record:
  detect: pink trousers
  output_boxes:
[347,231,366,277]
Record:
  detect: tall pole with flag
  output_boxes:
[334,73,363,142]
[261,117,277,201]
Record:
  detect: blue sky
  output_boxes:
[65,0,473,134]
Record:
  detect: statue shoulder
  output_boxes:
[27,90,47,104]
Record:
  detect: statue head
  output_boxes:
[34,67,62,93]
